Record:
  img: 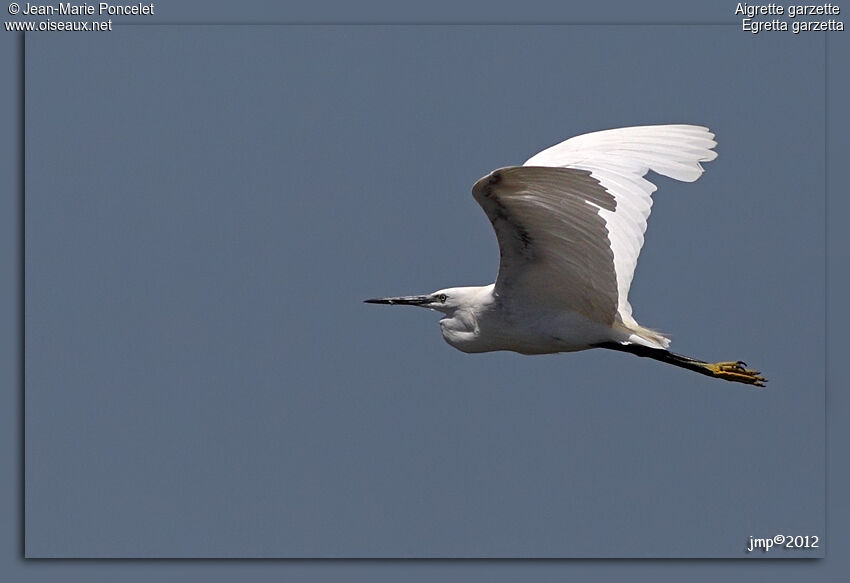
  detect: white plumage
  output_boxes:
[367,125,765,386]
[525,124,718,345]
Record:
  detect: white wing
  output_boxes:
[472,166,620,326]
[523,124,717,330]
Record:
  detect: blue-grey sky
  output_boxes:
[24,25,824,557]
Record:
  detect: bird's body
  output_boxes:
[435,284,618,355]
[366,125,765,386]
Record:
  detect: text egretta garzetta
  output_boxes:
[365,125,765,386]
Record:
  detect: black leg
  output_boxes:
[595,342,766,387]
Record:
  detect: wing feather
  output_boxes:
[522,124,717,328]
[472,166,620,325]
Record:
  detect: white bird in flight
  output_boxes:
[366,125,765,386]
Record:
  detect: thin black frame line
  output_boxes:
[823,33,829,558]
[19,31,26,559]
[18,26,828,561]
[116,22,738,26]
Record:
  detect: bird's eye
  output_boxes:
[437,294,447,303]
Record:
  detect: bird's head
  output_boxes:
[364,286,486,315]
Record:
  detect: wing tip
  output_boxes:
[472,167,509,200]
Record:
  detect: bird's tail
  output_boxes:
[617,322,671,350]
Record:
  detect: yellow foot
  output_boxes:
[704,361,767,387]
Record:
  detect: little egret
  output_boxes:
[366,125,765,386]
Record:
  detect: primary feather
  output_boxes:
[514,124,718,346]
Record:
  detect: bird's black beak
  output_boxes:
[364,295,431,306]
